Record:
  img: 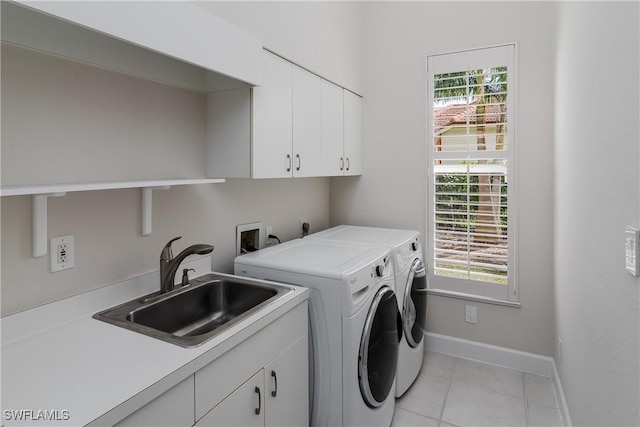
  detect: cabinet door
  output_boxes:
[321,80,345,176]
[252,52,293,179]
[196,370,264,427]
[115,376,194,427]
[343,90,363,176]
[264,335,309,427]
[292,67,323,177]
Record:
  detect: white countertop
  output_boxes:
[1,257,309,426]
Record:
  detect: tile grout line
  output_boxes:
[523,372,531,427]
[437,355,458,426]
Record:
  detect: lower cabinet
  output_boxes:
[264,335,308,426]
[114,376,195,427]
[111,300,308,427]
[196,370,264,427]
[194,300,308,426]
[196,334,309,427]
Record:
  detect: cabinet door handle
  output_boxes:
[296,154,301,171]
[340,157,344,171]
[346,158,351,171]
[255,386,261,415]
[286,154,292,172]
[271,370,278,397]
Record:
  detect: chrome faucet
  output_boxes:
[160,236,214,294]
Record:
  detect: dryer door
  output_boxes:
[358,286,399,408]
[403,259,427,348]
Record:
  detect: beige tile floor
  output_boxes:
[393,351,564,427]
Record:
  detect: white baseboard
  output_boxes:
[551,358,573,427]
[425,332,553,376]
[424,332,572,426]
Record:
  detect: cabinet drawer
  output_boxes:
[115,375,195,427]
[196,370,264,427]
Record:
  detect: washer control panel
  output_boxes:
[371,254,392,278]
[346,253,393,296]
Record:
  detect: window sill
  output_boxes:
[427,289,521,308]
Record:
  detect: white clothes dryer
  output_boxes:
[234,239,399,427]
[305,225,427,397]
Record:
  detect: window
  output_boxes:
[426,45,517,302]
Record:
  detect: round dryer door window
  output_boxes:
[403,259,427,348]
[358,287,400,408]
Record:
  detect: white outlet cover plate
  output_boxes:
[50,235,75,273]
[465,305,477,324]
[625,226,639,276]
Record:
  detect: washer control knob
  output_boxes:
[375,265,384,277]
[411,241,418,252]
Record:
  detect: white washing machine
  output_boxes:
[305,225,427,397]
[234,239,399,427]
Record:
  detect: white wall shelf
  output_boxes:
[0,179,224,197]
[1,178,225,258]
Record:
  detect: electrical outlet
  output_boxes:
[625,226,639,276]
[558,337,563,361]
[465,305,477,324]
[50,235,75,273]
[300,218,310,237]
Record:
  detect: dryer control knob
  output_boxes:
[375,265,384,277]
[411,242,418,252]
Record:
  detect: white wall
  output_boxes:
[1,43,205,186]
[193,1,364,95]
[554,2,640,426]
[331,1,558,356]
[1,2,362,316]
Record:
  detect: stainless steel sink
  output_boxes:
[93,273,292,347]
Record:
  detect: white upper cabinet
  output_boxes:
[207,50,362,179]
[292,66,324,177]
[321,87,362,176]
[3,1,263,91]
[253,53,294,179]
[321,81,346,176]
[343,90,363,176]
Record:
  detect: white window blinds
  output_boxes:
[426,45,517,302]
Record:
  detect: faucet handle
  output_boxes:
[161,236,182,261]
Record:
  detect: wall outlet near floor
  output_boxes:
[50,235,75,273]
[465,305,477,324]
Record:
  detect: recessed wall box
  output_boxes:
[237,222,263,256]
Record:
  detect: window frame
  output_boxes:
[426,44,518,304]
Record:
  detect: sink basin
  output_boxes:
[93,273,292,347]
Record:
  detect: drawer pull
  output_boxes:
[255,386,261,415]
[286,154,292,172]
[271,370,278,397]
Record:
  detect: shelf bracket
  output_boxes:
[141,186,171,236]
[32,192,67,258]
